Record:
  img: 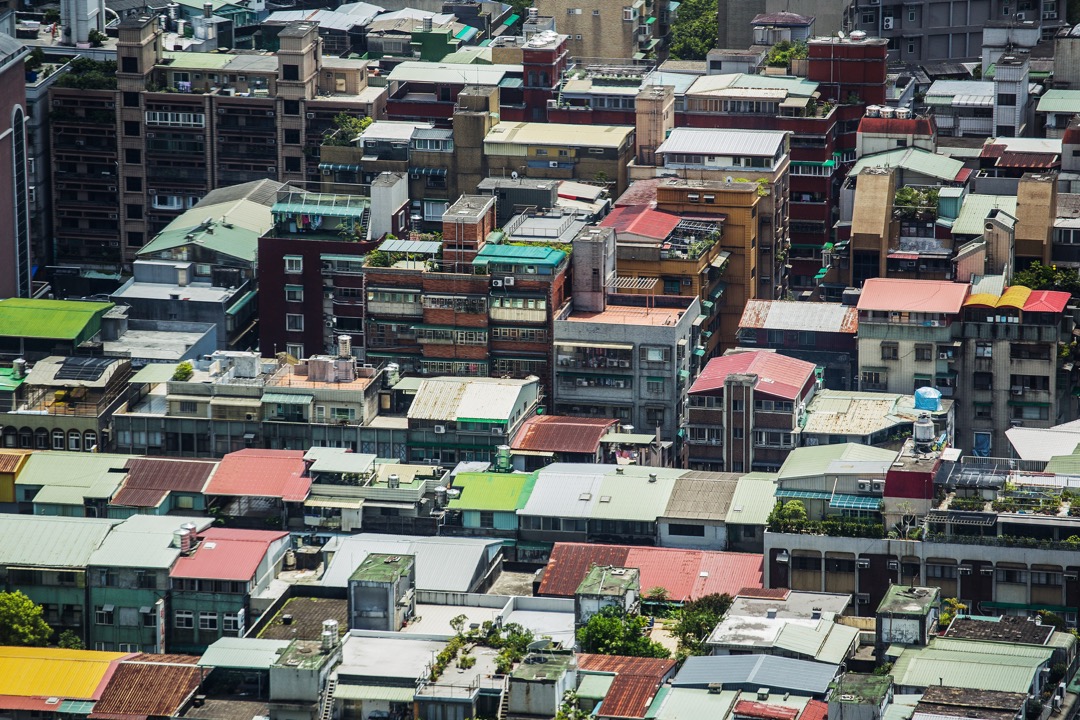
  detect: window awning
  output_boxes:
[262,393,315,405]
[409,167,448,177]
[555,342,632,351]
[226,290,256,316]
[328,684,416,702]
[776,489,831,500]
[888,252,920,260]
[710,251,731,268]
[318,163,361,172]
[829,494,881,510]
[305,496,364,509]
[210,396,262,407]
[502,12,520,25]
[693,347,705,357]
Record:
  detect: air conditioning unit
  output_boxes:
[959,565,972,575]
[108,213,118,219]
[267,166,276,173]
[503,277,515,286]
[492,279,503,287]
[1012,387,1024,395]
[266,110,275,116]
[857,558,870,569]
[883,16,894,28]
[548,161,559,168]
[245,412,257,421]
[619,360,630,368]
[1011,419,1024,427]
[546,99,557,109]
[682,277,692,285]
[980,567,994,575]
[107,186,117,192]
[887,560,899,570]
[306,112,315,118]
[491,427,503,436]
[1045,11,1058,19]
[322,169,331,176]
[217,108,226,114]
[1016,12,1025,19]
[265,137,275,144]
[857,593,871,604]
[939,352,949,360]
[433,425,447,434]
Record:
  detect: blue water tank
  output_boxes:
[914,386,942,412]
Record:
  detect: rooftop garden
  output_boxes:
[52,57,117,90]
[942,485,1079,517]
[323,112,373,147]
[767,500,885,539]
[894,186,939,221]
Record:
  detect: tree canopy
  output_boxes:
[668,0,718,61]
[576,606,670,658]
[1011,262,1080,299]
[671,593,732,657]
[0,591,53,647]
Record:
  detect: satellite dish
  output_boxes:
[511,171,519,180]
[527,639,551,651]
[725,176,734,183]
[838,30,845,39]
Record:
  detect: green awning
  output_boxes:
[693,347,705,357]
[677,428,686,438]
[913,373,932,380]
[710,283,727,301]
[814,268,828,280]
[262,393,314,405]
[334,684,415,702]
[701,300,715,310]
[646,15,657,23]
[633,52,646,60]
[503,12,520,25]
[517,541,554,550]
[226,290,256,316]
[59,701,95,715]
[776,489,832,500]
[678,370,690,380]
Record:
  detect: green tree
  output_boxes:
[57,630,85,649]
[766,41,807,68]
[556,690,590,720]
[0,591,53,646]
[671,593,732,656]
[668,0,718,60]
[172,360,194,381]
[450,613,468,636]
[768,499,808,531]
[1012,262,1080,299]
[576,606,670,658]
[938,597,967,629]
[324,112,373,146]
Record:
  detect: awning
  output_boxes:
[262,393,314,405]
[829,494,882,510]
[210,396,262,407]
[502,12,520,25]
[318,163,361,172]
[710,251,731,268]
[59,700,95,715]
[128,362,180,384]
[776,489,832,500]
[888,252,920,260]
[693,347,705,357]
[226,290,256,316]
[409,167,448,177]
[305,496,364,509]
[555,342,632,351]
[678,370,690,380]
[511,449,555,457]
[646,15,656,23]
[334,684,416,702]
[363,500,417,510]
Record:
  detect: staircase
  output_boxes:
[495,678,510,720]
[319,677,337,720]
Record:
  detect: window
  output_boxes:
[286,343,304,359]
[282,64,299,81]
[285,156,301,173]
[126,204,143,220]
[731,399,744,412]
[284,129,301,144]
[732,427,744,439]
[995,568,1027,584]
[199,612,218,630]
[124,121,141,137]
[52,429,65,450]
[646,379,664,394]
[95,606,114,625]
[283,99,300,115]
[667,523,706,537]
[125,148,141,165]
[179,401,197,413]
[284,255,303,273]
[908,9,916,20]
[285,285,304,302]
[224,612,241,635]
[976,342,993,358]
[123,91,140,107]
[67,430,81,452]
[286,314,304,331]
[175,610,194,628]
[478,511,495,527]
[623,6,637,20]
[907,42,915,54]
[915,344,933,362]
[881,342,898,360]
[997,93,1017,106]
[973,372,993,391]
[126,177,142,192]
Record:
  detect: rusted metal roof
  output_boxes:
[689,350,817,401]
[538,543,763,602]
[734,700,800,720]
[579,654,677,676]
[90,656,201,718]
[579,655,677,719]
[511,415,617,455]
[110,457,217,508]
[0,450,31,474]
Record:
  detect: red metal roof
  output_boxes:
[601,205,681,241]
[538,543,763,601]
[734,701,800,720]
[857,117,936,137]
[856,278,969,314]
[1023,289,1071,313]
[579,655,676,719]
[511,415,617,455]
[994,151,1059,169]
[801,700,829,720]
[578,654,677,676]
[90,656,202,718]
[614,178,663,207]
[688,351,817,400]
[111,457,217,508]
[170,527,288,581]
[0,451,29,474]
[204,449,310,502]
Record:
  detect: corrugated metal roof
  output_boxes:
[17,452,135,507]
[655,687,739,720]
[1024,290,1071,313]
[689,350,817,400]
[484,121,635,150]
[660,475,740,521]
[672,655,837,695]
[321,533,503,592]
[0,450,30,474]
[893,639,1051,693]
[538,543,762,602]
[0,299,113,341]
[204,449,310,502]
[727,473,778,526]
[778,443,897,482]
[90,656,201,717]
[952,194,1018,236]
[511,415,617,454]
[849,147,964,182]
[656,128,787,158]
[0,515,118,568]
[578,673,616,700]
[197,638,292,670]
[334,684,416,702]
[601,205,682,241]
[127,362,180,384]
[447,472,537,512]
[170,528,288,581]
[857,278,970,313]
[739,300,858,334]
[0,646,128,700]
[110,458,216,508]
[89,515,212,569]
[591,470,679,522]
[519,465,605,518]
[407,377,534,422]
[1007,423,1080,461]
[601,673,669,718]
[733,700,799,720]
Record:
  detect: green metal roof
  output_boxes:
[777,443,898,481]
[473,244,567,267]
[0,367,26,393]
[18,452,135,507]
[892,638,1052,694]
[138,222,260,263]
[591,468,681,522]
[952,194,1018,236]
[128,362,180,384]
[0,298,113,343]
[1037,89,1080,113]
[198,637,293,669]
[655,688,739,720]
[577,673,615,700]
[849,147,964,182]
[447,472,538,512]
[334,684,415,702]
[161,51,233,69]
[726,472,777,526]
[0,515,120,568]
[262,392,315,405]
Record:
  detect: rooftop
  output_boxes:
[727,473,779,526]
[110,457,216,509]
[891,637,1053,693]
[321,533,503,592]
[336,633,445,682]
[563,301,694,327]
[349,553,414,582]
[197,637,293,670]
[473,243,567,267]
[203,449,310,502]
[832,673,892,704]
[576,565,640,595]
[447,472,537,512]
[170,527,288,581]
[89,515,213,569]
[739,300,858,334]
[673,654,837,696]
[656,127,788,159]
[777,443,898,482]
[0,646,127,705]
[0,515,118,569]
[511,651,579,681]
[944,615,1054,645]
[258,597,349,642]
[952,194,1018,236]
[857,278,970,314]
[0,298,112,343]
[660,474,740,522]
[512,415,617,455]
[915,685,1027,720]
[407,376,535,423]
[690,350,817,401]
[849,147,965,182]
[485,121,634,149]
[17,451,135,507]
[802,390,953,438]
[91,655,202,717]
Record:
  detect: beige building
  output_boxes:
[534,0,665,60]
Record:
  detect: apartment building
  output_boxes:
[533,0,664,61]
[686,350,818,472]
[0,34,30,298]
[50,18,383,268]
[926,57,1032,138]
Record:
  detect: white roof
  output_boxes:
[88,515,213,569]
[987,136,1062,154]
[321,533,503,592]
[407,377,533,422]
[387,61,519,86]
[926,80,993,98]
[517,464,606,518]
[657,127,787,158]
[1007,424,1080,461]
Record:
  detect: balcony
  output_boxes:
[367,300,422,317]
[490,306,548,323]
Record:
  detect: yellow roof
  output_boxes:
[997,285,1032,310]
[0,646,127,699]
[963,292,999,308]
